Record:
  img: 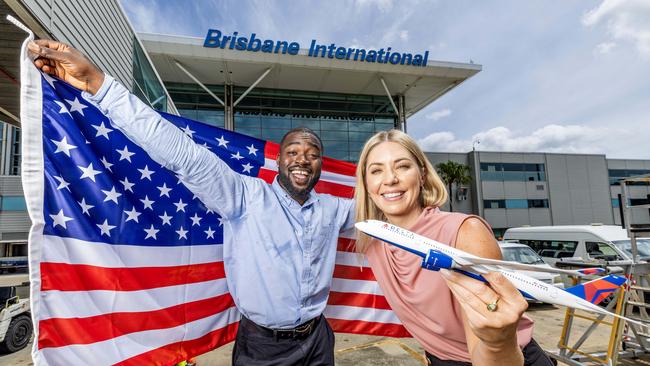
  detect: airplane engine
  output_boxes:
[421,249,453,271]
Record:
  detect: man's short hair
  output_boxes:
[279,127,323,152]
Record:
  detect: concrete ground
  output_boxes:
[2,303,650,365]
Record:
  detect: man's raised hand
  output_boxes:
[28,40,104,95]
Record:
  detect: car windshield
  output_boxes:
[612,239,650,258]
[501,246,546,264]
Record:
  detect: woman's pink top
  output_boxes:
[365,207,534,362]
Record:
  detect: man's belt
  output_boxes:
[242,315,321,340]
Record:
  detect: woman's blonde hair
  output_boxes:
[354,130,448,252]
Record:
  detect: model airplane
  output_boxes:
[355,220,647,327]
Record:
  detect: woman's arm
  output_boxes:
[442,217,528,366]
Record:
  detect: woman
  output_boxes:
[354,130,554,366]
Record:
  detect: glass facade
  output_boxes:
[483,199,549,209]
[166,82,396,162]
[0,196,27,211]
[480,162,546,181]
[608,169,650,185]
[132,37,168,112]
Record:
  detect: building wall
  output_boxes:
[607,159,650,226]
[546,154,613,225]
[0,175,29,241]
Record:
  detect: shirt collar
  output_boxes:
[272,176,319,208]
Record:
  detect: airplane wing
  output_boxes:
[455,255,601,276]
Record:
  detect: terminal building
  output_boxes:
[0,0,648,248]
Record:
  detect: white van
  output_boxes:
[503,225,650,266]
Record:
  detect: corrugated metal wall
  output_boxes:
[19,0,134,89]
[0,175,29,240]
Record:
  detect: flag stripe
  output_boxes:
[263,158,356,186]
[328,291,392,310]
[328,319,411,338]
[115,322,240,366]
[39,278,229,319]
[324,305,401,324]
[37,307,241,365]
[331,278,384,296]
[337,238,357,252]
[334,264,377,281]
[38,293,235,349]
[335,251,369,267]
[263,143,357,177]
[40,261,225,291]
[40,234,223,267]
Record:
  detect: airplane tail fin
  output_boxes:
[565,274,627,305]
[576,267,606,276]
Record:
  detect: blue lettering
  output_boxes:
[248,33,261,51]
[261,39,274,53]
[335,47,346,59]
[229,31,238,49]
[400,53,412,65]
[275,40,289,54]
[288,42,300,55]
[389,53,401,64]
[236,37,248,50]
[203,29,221,48]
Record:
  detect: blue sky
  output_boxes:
[121,0,650,158]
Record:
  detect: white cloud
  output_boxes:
[354,0,394,12]
[418,124,626,154]
[582,0,650,55]
[426,108,451,121]
[595,41,616,53]
[399,30,409,41]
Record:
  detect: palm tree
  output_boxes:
[436,161,472,212]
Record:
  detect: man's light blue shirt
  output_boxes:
[87,75,356,329]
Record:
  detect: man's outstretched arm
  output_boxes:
[29,40,248,219]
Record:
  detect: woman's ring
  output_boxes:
[486,298,499,312]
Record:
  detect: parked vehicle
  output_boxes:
[0,274,31,353]
[498,241,563,291]
[503,224,648,266]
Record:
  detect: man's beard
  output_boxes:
[278,169,320,203]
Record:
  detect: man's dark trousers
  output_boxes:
[232,315,335,366]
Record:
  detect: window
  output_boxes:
[480,162,546,182]
[612,198,620,208]
[484,200,505,209]
[519,239,578,257]
[528,199,549,208]
[585,242,622,260]
[484,199,549,209]
[608,169,650,186]
[0,196,27,211]
[505,199,528,209]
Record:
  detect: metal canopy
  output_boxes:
[139,33,481,118]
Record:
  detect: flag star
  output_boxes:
[200,142,212,150]
[159,211,173,226]
[92,122,113,140]
[51,136,77,156]
[230,151,243,160]
[120,176,135,193]
[53,175,71,191]
[217,217,224,226]
[176,226,188,240]
[85,139,91,144]
[124,207,141,223]
[49,209,73,229]
[206,208,214,214]
[173,198,187,212]
[216,135,229,147]
[157,183,172,197]
[65,97,88,115]
[140,195,155,210]
[116,146,135,162]
[42,72,57,88]
[190,213,202,226]
[138,165,155,180]
[144,224,159,240]
[242,162,254,174]
[181,125,195,137]
[77,198,94,215]
[246,144,258,156]
[204,227,216,239]
[101,186,122,204]
[100,156,113,172]
[78,163,102,182]
[54,100,71,115]
[97,219,116,237]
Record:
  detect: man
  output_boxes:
[29,40,355,366]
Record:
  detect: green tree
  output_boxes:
[436,161,472,212]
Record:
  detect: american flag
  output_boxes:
[20,44,410,365]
